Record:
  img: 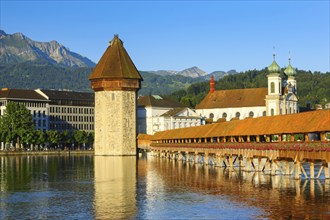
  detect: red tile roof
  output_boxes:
[152,110,330,140]
[195,88,267,109]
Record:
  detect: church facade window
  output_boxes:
[249,111,254,117]
[222,112,227,118]
[209,113,214,119]
[235,112,240,118]
[271,82,275,93]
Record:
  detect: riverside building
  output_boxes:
[138,95,203,135]
[196,55,299,122]
[0,88,94,132]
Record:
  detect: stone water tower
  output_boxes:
[89,35,142,156]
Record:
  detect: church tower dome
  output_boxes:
[268,53,281,75]
[284,57,297,78]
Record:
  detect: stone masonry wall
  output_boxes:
[94,90,137,155]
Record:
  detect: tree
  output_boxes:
[0,102,34,149]
[46,130,60,149]
[73,130,88,150]
[61,131,73,150]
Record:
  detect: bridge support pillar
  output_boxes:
[204,154,209,166]
[228,155,233,167]
[271,160,277,176]
[194,153,199,164]
[294,161,302,180]
[215,155,224,167]
[185,152,190,162]
[245,157,253,172]
[239,156,245,167]
[285,161,290,175]
[310,161,315,179]
[324,162,329,179]
[178,152,183,161]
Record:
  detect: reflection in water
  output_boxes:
[138,155,330,219]
[0,155,329,219]
[94,156,137,219]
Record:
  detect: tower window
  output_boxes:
[271,82,275,93]
[271,108,274,116]
[279,82,281,94]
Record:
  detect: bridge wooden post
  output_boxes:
[310,161,315,179]
[228,155,233,167]
[215,154,223,167]
[194,153,199,164]
[271,160,277,176]
[294,160,302,180]
[185,152,190,162]
[245,157,253,172]
[204,154,209,165]
[324,162,329,179]
[239,156,245,167]
[285,161,290,175]
[177,151,183,161]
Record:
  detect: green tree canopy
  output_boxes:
[0,102,34,146]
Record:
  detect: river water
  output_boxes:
[0,154,329,219]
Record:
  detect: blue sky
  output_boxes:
[1,1,329,73]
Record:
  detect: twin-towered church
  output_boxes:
[196,54,298,122]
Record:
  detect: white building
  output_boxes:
[0,88,49,131]
[138,95,203,135]
[0,88,94,132]
[196,55,299,122]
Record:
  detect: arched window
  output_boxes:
[235,112,240,118]
[271,82,275,93]
[271,108,274,116]
[209,113,214,119]
[279,82,281,94]
[222,112,227,118]
[249,111,254,117]
[263,111,266,116]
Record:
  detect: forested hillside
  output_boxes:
[1,60,328,109]
[0,61,205,95]
[167,68,330,109]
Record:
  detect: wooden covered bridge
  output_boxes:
[138,110,330,179]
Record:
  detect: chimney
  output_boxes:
[210,75,215,93]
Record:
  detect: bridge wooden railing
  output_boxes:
[150,141,330,152]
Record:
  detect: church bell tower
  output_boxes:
[89,35,142,156]
[265,53,282,116]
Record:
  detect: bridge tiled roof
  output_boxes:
[152,110,330,140]
[195,88,267,109]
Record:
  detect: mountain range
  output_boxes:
[0,30,95,67]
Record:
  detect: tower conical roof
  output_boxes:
[284,58,296,78]
[268,54,281,74]
[89,35,142,80]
